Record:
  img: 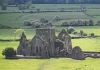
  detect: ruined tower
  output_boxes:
[17,28,72,58]
[31,28,56,57]
[17,32,31,56]
[58,29,72,54]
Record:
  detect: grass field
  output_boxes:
[0,39,100,70]
[0,26,100,70]
[0,4,100,70]
[0,4,100,28]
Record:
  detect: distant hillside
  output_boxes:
[13,0,100,4]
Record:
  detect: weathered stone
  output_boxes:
[31,28,56,57]
[71,46,85,60]
[17,32,31,56]
[17,28,73,58]
[58,29,72,54]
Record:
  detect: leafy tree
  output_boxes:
[2,47,16,58]
[89,20,94,26]
[90,33,95,37]
[40,18,48,23]
[36,8,40,13]
[67,27,75,34]
[0,0,9,10]
[80,30,84,37]
[71,46,85,60]
[60,8,65,12]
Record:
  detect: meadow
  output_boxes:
[0,37,100,70]
[0,4,100,28]
[0,4,100,70]
[0,26,100,70]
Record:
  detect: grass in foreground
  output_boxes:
[0,26,100,70]
[0,38,100,70]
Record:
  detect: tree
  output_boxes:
[0,0,9,10]
[80,30,84,37]
[36,8,40,13]
[71,46,85,60]
[67,27,75,34]
[54,16,61,21]
[60,8,65,12]
[90,33,95,37]
[89,20,94,26]
[40,18,48,23]
[17,0,32,10]
[2,47,16,58]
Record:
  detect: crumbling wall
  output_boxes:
[31,28,56,57]
[58,29,72,54]
[17,32,31,56]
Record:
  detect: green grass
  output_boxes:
[0,57,100,70]
[0,27,100,70]
[1,4,100,28]
[0,12,88,28]
[0,4,100,70]
[0,41,100,70]
[72,38,100,52]
[0,29,35,39]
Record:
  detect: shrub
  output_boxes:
[61,22,68,27]
[67,27,75,34]
[90,33,95,37]
[80,30,84,37]
[2,47,16,58]
[40,18,48,23]
[71,46,85,60]
[83,33,87,36]
[73,31,78,35]
[54,16,61,21]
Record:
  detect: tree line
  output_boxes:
[1,0,100,6]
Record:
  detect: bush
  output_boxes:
[61,22,68,27]
[80,30,84,37]
[90,33,95,37]
[2,47,16,58]
[73,31,78,35]
[40,18,48,23]
[67,27,75,34]
[71,46,85,60]
[1,5,7,10]
[54,16,61,21]
[83,33,87,36]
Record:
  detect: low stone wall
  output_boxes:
[84,52,100,58]
[6,55,50,59]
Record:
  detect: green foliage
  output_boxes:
[90,33,95,37]
[67,27,75,34]
[2,47,16,58]
[80,30,84,37]
[0,29,100,70]
[71,46,85,60]
[0,24,12,29]
[40,18,48,23]
[0,0,8,10]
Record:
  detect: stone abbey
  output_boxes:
[17,28,72,58]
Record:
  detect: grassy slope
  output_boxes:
[0,57,100,70]
[0,27,100,70]
[0,41,100,70]
[0,4,100,70]
[0,4,100,28]
[0,12,87,28]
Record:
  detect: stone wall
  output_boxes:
[31,28,56,57]
[17,28,73,58]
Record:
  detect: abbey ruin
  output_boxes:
[17,28,73,58]
[17,28,100,60]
